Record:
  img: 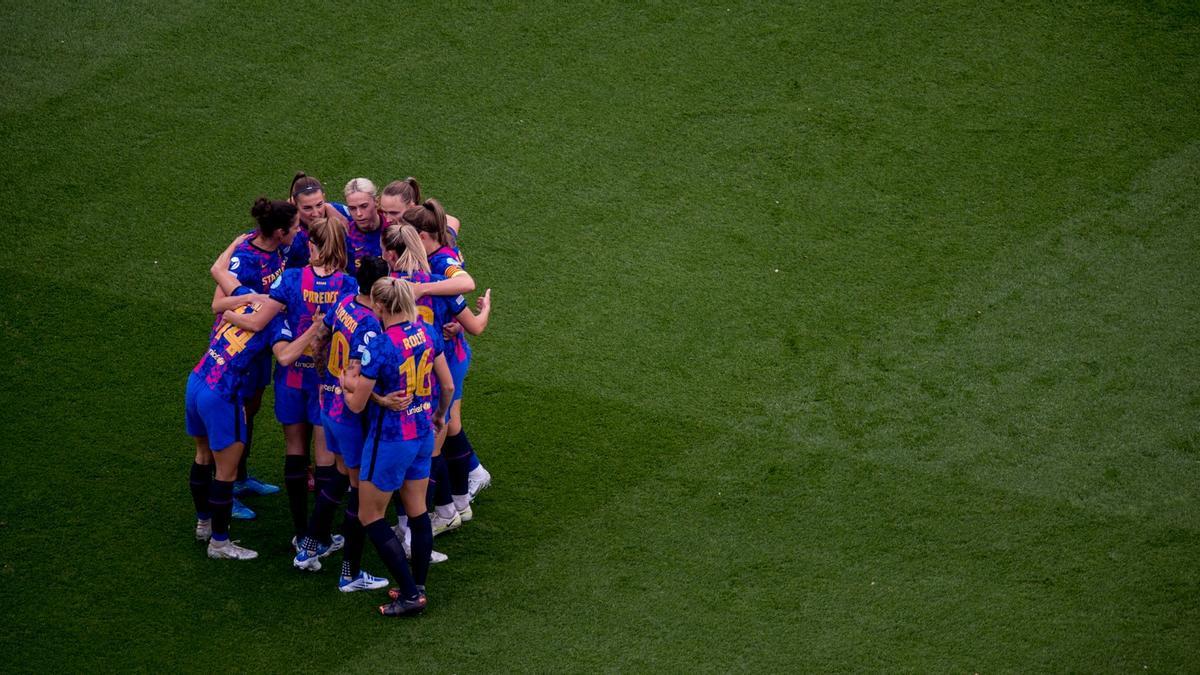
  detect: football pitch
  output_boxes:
[2,0,1198,670]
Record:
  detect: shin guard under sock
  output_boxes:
[209,479,235,541]
[310,469,348,544]
[365,518,417,598]
[284,455,310,538]
[409,512,433,586]
[457,428,481,472]
[314,464,337,498]
[444,432,472,497]
[189,462,213,519]
[431,454,452,508]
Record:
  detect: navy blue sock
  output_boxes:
[409,513,433,586]
[340,488,364,577]
[284,455,309,538]
[314,464,337,497]
[444,432,472,496]
[189,462,212,519]
[309,469,348,544]
[209,479,234,541]
[365,518,417,598]
[430,455,452,508]
[457,428,481,471]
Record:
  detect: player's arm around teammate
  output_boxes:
[292,256,391,587]
[267,217,358,548]
[187,288,315,560]
[211,237,267,312]
[206,199,302,511]
[210,198,299,305]
[342,278,452,616]
[380,224,471,531]
[403,199,492,509]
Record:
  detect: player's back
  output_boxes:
[366,321,436,442]
[194,296,288,400]
[231,235,285,293]
[271,265,358,344]
[321,295,381,422]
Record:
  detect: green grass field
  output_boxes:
[2,1,1198,670]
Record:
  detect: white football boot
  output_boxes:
[207,539,259,560]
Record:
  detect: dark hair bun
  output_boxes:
[250,196,272,219]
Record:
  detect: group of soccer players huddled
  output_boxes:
[185,172,493,617]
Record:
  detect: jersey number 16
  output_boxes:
[399,350,433,398]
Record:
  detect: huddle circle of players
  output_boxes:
[186,172,493,617]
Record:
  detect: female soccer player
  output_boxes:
[292,256,396,590]
[209,199,301,512]
[383,185,484,500]
[402,199,492,514]
[342,178,384,272]
[376,179,469,299]
[311,256,391,589]
[187,284,327,561]
[342,277,453,616]
[376,178,421,229]
[382,223,492,534]
[377,177,462,246]
[224,216,358,549]
[286,173,351,270]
